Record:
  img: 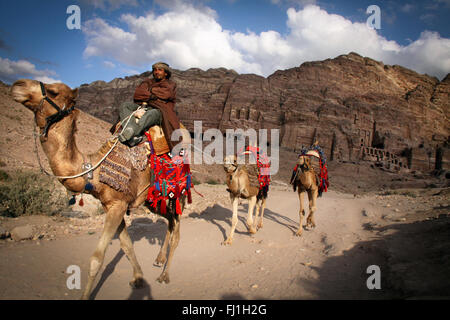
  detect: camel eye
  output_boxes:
[47,89,58,97]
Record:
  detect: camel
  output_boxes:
[11,79,188,299]
[222,154,268,245]
[290,153,319,236]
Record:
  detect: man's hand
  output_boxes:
[135,109,146,119]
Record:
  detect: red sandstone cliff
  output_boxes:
[76,52,449,172]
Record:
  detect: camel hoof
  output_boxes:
[257,223,263,230]
[129,277,144,289]
[157,272,170,284]
[295,231,303,237]
[222,238,233,246]
[153,258,166,267]
[248,227,257,234]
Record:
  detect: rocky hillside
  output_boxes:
[76,52,449,173]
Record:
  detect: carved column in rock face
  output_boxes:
[330,132,336,161]
[435,146,443,171]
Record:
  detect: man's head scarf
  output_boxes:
[152,62,171,79]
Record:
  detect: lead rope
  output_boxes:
[33,107,143,180]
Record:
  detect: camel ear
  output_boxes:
[72,88,79,99]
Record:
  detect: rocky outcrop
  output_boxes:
[76,52,449,172]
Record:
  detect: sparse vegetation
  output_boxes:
[206,178,219,185]
[0,170,67,217]
[191,176,201,185]
[379,190,417,198]
[0,170,9,181]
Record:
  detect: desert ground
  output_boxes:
[0,82,449,300]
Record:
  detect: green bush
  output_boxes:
[0,170,67,217]
[0,170,9,181]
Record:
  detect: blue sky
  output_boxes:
[0,0,449,88]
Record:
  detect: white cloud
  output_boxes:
[0,57,60,83]
[82,4,450,80]
[33,76,61,84]
[121,67,140,75]
[103,60,116,68]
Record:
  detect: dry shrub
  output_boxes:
[0,170,67,217]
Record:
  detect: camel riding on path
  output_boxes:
[11,79,191,299]
[290,143,329,237]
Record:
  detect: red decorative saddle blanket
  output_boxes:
[239,146,271,189]
[144,132,192,215]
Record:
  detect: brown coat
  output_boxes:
[133,78,181,149]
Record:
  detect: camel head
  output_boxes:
[297,155,311,170]
[11,79,78,114]
[11,79,79,134]
[223,154,238,173]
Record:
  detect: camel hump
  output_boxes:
[243,163,260,189]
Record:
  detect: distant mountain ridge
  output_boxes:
[76,52,449,172]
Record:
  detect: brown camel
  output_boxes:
[291,153,319,236]
[11,79,187,299]
[222,154,267,245]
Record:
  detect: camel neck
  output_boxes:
[39,114,85,187]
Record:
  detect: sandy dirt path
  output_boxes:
[0,185,398,300]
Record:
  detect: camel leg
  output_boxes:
[154,228,170,267]
[157,215,180,284]
[253,200,261,231]
[117,219,144,288]
[223,195,239,245]
[306,189,318,229]
[154,197,185,268]
[257,198,266,230]
[246,196,257,234]
[296,191,306,236]
[81,201,127,300]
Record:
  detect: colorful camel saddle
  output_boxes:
[98,140,148,193]
[144,129,192,215]
[238,146,271,199]
[99,124,191,204]
[292,144,329,196]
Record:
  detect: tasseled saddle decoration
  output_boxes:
[145,132,192,215]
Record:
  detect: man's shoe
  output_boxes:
[118,127,135,143]
[126,135,143,147]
